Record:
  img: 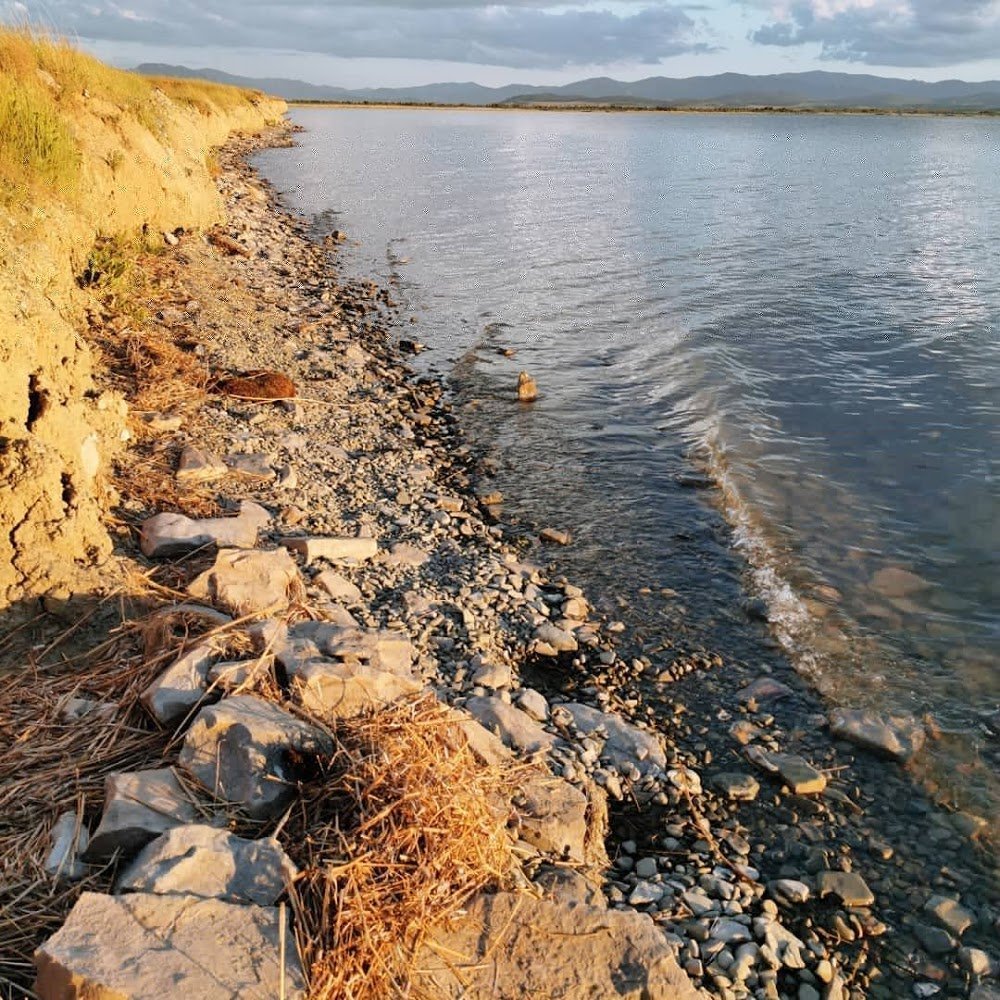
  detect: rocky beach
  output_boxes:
[2,110,999,1000]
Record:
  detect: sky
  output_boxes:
[4,0,1000,88]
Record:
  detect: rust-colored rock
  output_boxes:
[215,371,297,399]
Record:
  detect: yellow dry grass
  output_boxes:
[286,696,523,1000]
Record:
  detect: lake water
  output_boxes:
[256,107,1000,816]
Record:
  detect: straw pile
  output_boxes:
[285,696,524,1000]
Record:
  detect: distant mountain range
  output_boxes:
[136,65,1000,112]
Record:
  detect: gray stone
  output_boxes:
[828,708,925,761]
[712,772,761,801]
[556,702,667,774]
[514,774,594,863]
[279,622,416,678]
[292,660,422,720]
[816,871,875,907]
[225,453,275,479]
[280,535,378,565]
[84,769,202,862]
[44,812,89,880]
[141,643,214,725]
[187,547,300,616]
[179,695,333,820]
[533,622,578,655]
[768,879,811,905]
[871,565,931,599]
[176,445,227,484]
[207,658,268,692]
[736,676,794,703]
[139,501,270,558]
[924,893,975,937]
[634,857,658,879]
[913,921,956,955]
[959,947,996,977]
[34,892,304,999]
[628,882,664,906]
[711,919,752,944]
[747,747,826,794]
[465,696,557,756]
[116,825,295,905]
[516,688,549,722]
[383,542,429,567]
[471,660,512,690]
[314,571,362,604]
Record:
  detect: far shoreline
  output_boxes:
[287,99,1000,119]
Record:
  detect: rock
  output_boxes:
[279,623,415,677]
[517,371,538,402]
[384,542,429,567]
[533,622,578,655]
[415,891,701,998]
[84,769,202,862]
[58,697,116,723]
[747,748,826,794]
[141,642,214,726]
[768,879,811,905]
[736,677,794,703]
[34,892,304,998]
[958,947,996,977]
[139,501,270,558]
[712,772,760,801]
[913,921,956,955]
[207,658,267,691]
[315,571,362,604]
[514,774,596,863]
[817,871,875,907]
[710,918,752,944]
[924,894,974,937]
[828,708,925,761]
[44,812,89,880]
[629,882,664,906]
[225,453,275,479]
[556,702,667,774]
[634,857,658,879]
[280,535,378,564]
[176,445,228,484]
[178,695,333,820]
[465,696,557,756]
[539,527,570,546]
[871,565,931,598]
[116,825,295,905]
[187,547,300,616]
[292,660,422,720]
[534,866,606,908]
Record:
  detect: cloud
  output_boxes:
[750,0,1000,67]
[7,0,710,68]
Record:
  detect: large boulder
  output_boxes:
[178,695,333,820]
[83,769,203,862]
[34,892,304,999]
[415,891,703,999]
[139,501,270,558]
[828,708,925,762]
[116,825,295,905]
[292,660,422,721]
[187,548,300,616]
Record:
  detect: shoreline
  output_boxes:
[2,121,997,998]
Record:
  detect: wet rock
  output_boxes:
[176,445,228,484]
[711,772,760,801]
[539,527,571,546]
[315,571,362,604]
[816,870,875,907]
[58,697,116,723]
[292,660,422,720]
[556,702,667,774]
[828,707,925,761]
[116,825,295,905]
[746,747,827,795]
[415,891,701,998]
[140,501,270,558]
[141,642,214,725]
[913,921,956,955]
[187,547,300,616]
[84,768,202,862]
[44,812,89,880]
[924,894,974,937]
[280,535,378,564]
[465,696,557,756]
[34,892,304,999]
[958,947,996,977]
[179,695,333,820]
[517,371,538,402]
[870,565,931,598]
[737,677,794,703]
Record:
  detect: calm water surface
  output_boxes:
[256,108,1000,814]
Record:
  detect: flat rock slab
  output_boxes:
[179,695,333,820]
[828,707,925,762]
[34,892,304,999]
[315,570,362,604]
[293,660,422,721]
[84,769,203,862]
[188,547,300,616]
[275,622,416,678]
[514,774,594,863]
[817,870,875,908]
[465,695,557,756]
[711,772,761,802]
[925,893,975,937]
[746,747,827,795]
[280,535,378,565]
[737,677,794,704]
[140,501,270,558]
[176,445,227,484]
[116,824,295,905]
[44,812,89,881]
[415,891,702,999]
[141,642,214,725]
[556,702,667,775]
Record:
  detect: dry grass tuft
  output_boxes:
[285,696,522,1000]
